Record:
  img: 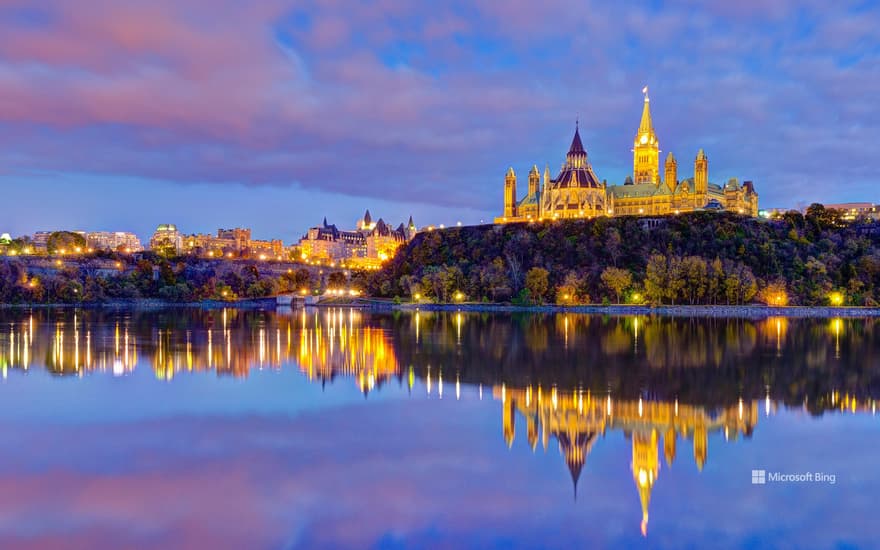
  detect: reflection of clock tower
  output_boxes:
[633,87,660,185]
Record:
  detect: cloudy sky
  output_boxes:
[0,0,877,242]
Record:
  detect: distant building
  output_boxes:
[182,227,284,258]
[299,210,417,268]
[822,202,879,221]
[31,231,53,251]
[497,88,759,223]
[149,224,184,254]
[86,231,143,252]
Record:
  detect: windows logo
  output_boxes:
[752,469,766,485]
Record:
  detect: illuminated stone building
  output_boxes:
[495,386,759,535]
[496,88,759,223]
[299,210,417,268]
[182,227,284,258]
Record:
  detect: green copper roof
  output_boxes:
[608,183,671,198]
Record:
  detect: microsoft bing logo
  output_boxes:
[752,470,766,484]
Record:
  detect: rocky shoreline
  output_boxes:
[390,303,880,318]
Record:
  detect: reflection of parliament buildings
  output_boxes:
[496,386,757,535]
[2,310,878,537]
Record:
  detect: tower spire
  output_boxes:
[639,86,653,135]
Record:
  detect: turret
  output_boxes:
[528,165,540,197]
[664,152,677,193]
[527,415,538,451]
[663,426,676,467]
[503,395,515,447]
[504,167,517,219]
[694,149,708,198]
[694,423,708,471]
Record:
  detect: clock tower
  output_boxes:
[633,87,660,185]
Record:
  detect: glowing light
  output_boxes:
[829,291,844,306]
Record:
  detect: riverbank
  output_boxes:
[0,297,278,310]
[392,303,880,318]
[4,299,880,318]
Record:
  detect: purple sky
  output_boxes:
[1,0,878,243]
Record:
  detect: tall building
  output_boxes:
[495,88,759,223]
[149,224,183,254]
[85,231,143,252]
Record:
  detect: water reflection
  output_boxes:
[0,308,878,544]
[496,385,758,535]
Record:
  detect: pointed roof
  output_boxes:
[363,210,372,225]
[506,166,515,177]
[530,164,539,174]
[407,215,415,228]
[696,148,707,161]
[665,151,675,162]
[639,88,654,135]
[322,217,328,227]
[568,122,586,157]
[557,431,597,500]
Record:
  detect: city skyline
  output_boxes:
[1,1,878,238]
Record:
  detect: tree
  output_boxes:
[759,279,788,306]
[666,256,686,305]
[524,267,549,304]
[600,267,632,304]
[680,256,707,305]
[556,271,584,304]
[605,227,623,266]
[644,254,668,304]
[327,271,348,288]
[706,257,724,305]
[46,231,87,254]
[480,257,512,301]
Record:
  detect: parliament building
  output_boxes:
[495,89,758,223]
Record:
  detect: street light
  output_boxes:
[829,291,844,307]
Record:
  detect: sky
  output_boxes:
[0,0,878,243]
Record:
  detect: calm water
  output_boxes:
[0,308,877,549]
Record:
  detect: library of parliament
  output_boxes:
[496,88,758,223]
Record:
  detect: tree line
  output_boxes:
[368,206,880,306]
[0,254,354,304]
